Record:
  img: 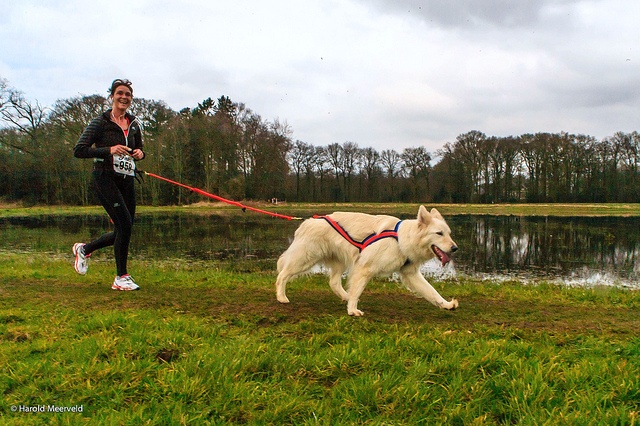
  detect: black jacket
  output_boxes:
[73,109,144,161]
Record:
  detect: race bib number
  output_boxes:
[113,154,136,176]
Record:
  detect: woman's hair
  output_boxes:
[108,79,133,96]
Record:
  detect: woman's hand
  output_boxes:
[110,145,143,159]
[110,145,132,156]
[131,149,144,160]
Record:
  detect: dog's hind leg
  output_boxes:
[326,260,348,301]
[275,269,293,304]
[345,265,373,316]
[275,244,320,304]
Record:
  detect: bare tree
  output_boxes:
[455,131,486,202]
[380,149,401,201]
[0,77,10,111]
[359,146,381,201]
[288,140,315,201]
[326,142,344,201]
[312,146,328,201]
[0,87,48,155]
[401,146,432,202]
[341,141,359,201]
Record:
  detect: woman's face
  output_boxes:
[111,84,133,110]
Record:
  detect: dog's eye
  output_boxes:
[436,231,444,236]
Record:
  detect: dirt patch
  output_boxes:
[0,202,21,209]
[9,280,636,337]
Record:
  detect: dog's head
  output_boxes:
[416,205,458,266]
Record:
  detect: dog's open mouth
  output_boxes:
[432,245,451,267]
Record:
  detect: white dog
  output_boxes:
[276,205,458,316]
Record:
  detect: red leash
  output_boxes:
[144,171,301,221]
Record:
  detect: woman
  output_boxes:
[72,79,145,290]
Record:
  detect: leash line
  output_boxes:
[143,171,301,221]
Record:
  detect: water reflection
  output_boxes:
[442,216,640,288]
[1,212,638,288]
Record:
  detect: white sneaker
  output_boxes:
[112,274,140,291]
[72,243,90,275]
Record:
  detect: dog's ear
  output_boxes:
[430,208,444,220]
[417,205,432,225]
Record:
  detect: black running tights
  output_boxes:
[83,171,136,277]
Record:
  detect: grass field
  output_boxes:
[1,204,639,424]
[3,201,640,218]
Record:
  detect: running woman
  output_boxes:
[72,79,145,290]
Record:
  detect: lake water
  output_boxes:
[1,211,638,289]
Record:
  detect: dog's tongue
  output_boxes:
[439,251,450,267]
[433,246,451,266]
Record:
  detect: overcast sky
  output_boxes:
[1,0,638,152]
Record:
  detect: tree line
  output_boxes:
[1,77,638,205]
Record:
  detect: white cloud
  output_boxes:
[1,0,638,152]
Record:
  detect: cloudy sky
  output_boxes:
[1,0,638,152]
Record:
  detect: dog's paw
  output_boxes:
[348,309,365,317]
[444,298,458,310]
[277,296,290,304]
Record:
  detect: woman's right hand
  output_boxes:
[110,145,132,156]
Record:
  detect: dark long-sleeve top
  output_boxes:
[74,109,144,161]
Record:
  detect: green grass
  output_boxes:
[1,251,639,425]
[2,202,640,218]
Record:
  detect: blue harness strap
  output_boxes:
[314,215,402,252]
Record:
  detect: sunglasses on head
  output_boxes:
[110,79,133,95]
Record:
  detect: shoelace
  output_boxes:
[122,275,136,284]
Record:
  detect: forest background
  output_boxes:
[1,77,639,206]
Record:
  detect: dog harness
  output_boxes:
[313,215,403,252]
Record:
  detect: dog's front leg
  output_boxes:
[346,266,372,316]
[400,269,458,310]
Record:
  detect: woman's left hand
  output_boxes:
[131,149,144,160]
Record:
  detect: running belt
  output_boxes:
[313,215,402,252]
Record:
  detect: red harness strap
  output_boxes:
[314,215,402,252]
